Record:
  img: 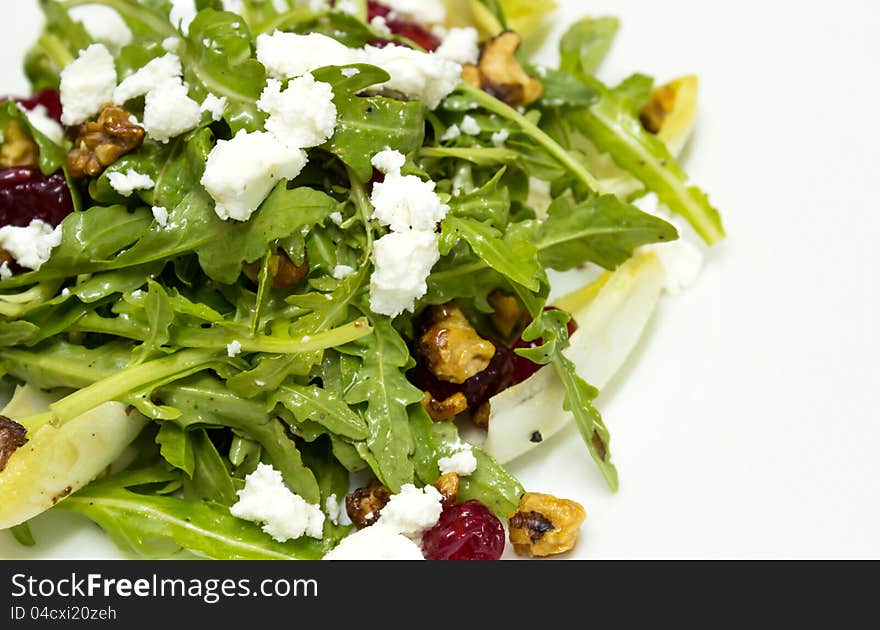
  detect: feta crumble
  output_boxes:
[436,27,480,65]
[324,524,424,560]
[114,54,183,104]
[201,130,307,222]
[0,220,63,271]
[0,262,11,280]
[325,494,341,526]
[341,67,361,78]
[370,172,449,232]
[107,170,155,197]
[230,463,325,542]
[169,0,197,36]
[329,211,344,225]
[491,129,510,148]
[59,44,117,126]
[69,4,133,55]
[332,265,357,280]
[460,115,481,136]
[371,148,406,176]
[256,32,358,79]
[370,231,441,317]
[226,340,242,357]
[151,206,169,228]
[334,0,359,14]
[362,45,461,110]
[143,80,202,143]
[376,0,446,25]
[162,36,183,54]
[375,483,443,539]
[440,124,461,141]
[200,93,228,121]
[257,75,338,149]
[22,105,64,145]
[370,15,392,37]
[438,448,478,476]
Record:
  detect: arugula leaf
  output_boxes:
[559,16,620,77]
[270,383,369,441]
[156,421,195,477]
[447,167,511,228]
[186,429,237,505]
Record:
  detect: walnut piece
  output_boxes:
[467,31,544,108]
[471,401,491,430]
[434,472,460,507]
[242,250,309,290]
[639,83,679,135]
[417,303,495,384]
[421,391,469,422]
[489,291,526,338]
[66,104,145,179]
[1,121,40,168]
[508,492,586,557]
[345,480,391,529]
[0,415,28,473]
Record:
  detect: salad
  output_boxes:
[0,0,722,560]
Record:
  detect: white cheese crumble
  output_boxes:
[329,211,344,225]
[226,340,242,357]
[324,524,424,560]
[332,265,357,280]
[22,105,64,145]
[370,15,392,37]
[257,75,338,149]
[256,31,358,79]
[230,463,325,542]
[370,230,440,317]
[438,447,478,476]
[634,193,704,295]
[371,148,406,176]
[436,27,480,65]
[0,220,63,271]
[142,80,202,143]
[59,44,117,126]
[334,0,359,14]
[107,170,155,197]
[114,54,183,104]
[377,0,446,25]
[341,67,361,78]
[325,494,341,526]
[169,0,197,36]
[361,45,461,110]
[162,36,183,54]
[460,115,480,136]
[201,130,307,222]
[151,206,169,228]
[69,4,133,55]
[374,483,443,539]
[0,262,11,280]
[370,150,449,232]
[491,129,510,148]
[440,124,461,141]
[200,93,228,121]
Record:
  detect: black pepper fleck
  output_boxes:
[530,431,543,443]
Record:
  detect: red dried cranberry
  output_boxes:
[2,90,63,123]
[422,500,505,560]
[366,1,441,51]
[0,167,74,229]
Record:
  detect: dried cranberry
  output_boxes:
[366,1,441,51]
[422,500,505,560]
[0,167,74,229]
[2,90,63,123]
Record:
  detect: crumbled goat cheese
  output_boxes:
[378,484,444,539]
[370,231,441,317]
[460,115,481,136]
[151,206,169,228]
[227,340,242,357]
[59,44,117,126]
[62,287,71,297]
[201,130,307,222]
[634,193,704,294]
[69,4,133,55]
[0,262,11,280]
[0,220,63,271]
[436,27,480,65]
[143,80,202,143]
[334,0,358,14]
[162,36,183,53]
[107,170,155,197]
[370,15,392,37]
[201,93,228,121]
[325,494,341,526]
[341,67,361,78]
[371,173,449,232]
[332,265,357,280]
[324,524,424,560]
[257,75,338,149]
[491,129,510,148]
[114,54,183,104]
[371,148,407,176]
[169,0,197,36]
[329,211,344,225]
[438,448,478,476]
[22,105,64,145]
[441,124,461,141]
[377,0,445,25]
[361,45,461,110]
[257,31,358,79]
[231,463,325,542]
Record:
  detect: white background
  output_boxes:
[0,0,878,559]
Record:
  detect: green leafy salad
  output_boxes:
[0,0,723,560]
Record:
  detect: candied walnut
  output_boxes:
[488,291,527,338]
[470,32,544,108]
[417,303,496,384]
[66,104,145,179]
[0,415,28,473]
[461,63,483,88]
[434,472,460,507]
[421,391,468,422]
[639,83,678,135]
[345,480,391,529]
[1,121,40,169]
[508,492,586,557]
[242,250,309,290]
[471,401,491,430]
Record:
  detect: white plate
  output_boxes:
[1,0,879,560]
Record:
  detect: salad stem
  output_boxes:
[253,8,320,35]
[346,168,375,262]
[36,33,73,69]
[457,82,600,192]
